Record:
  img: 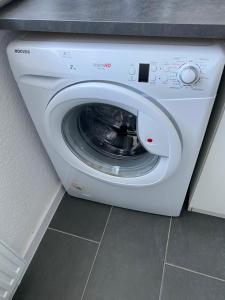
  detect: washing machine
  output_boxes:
[7,34,225,216]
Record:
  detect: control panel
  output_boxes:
[128,58,209,91]
[56,47,211,93]
[56,47,217,97]
[53,41,222,97]
[8,33,224,99]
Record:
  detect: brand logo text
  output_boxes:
[14,49,30,54]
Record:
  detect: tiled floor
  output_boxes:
[13,194,225,300]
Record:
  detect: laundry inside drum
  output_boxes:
[62,103,159,177]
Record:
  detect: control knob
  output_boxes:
[178,64,200,85]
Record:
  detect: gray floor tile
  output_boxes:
[13,230,97,300]
[167,210,225,279]
[50,193,111,242]
[161,264,225,300]
[83,207,170,300]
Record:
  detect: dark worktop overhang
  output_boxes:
[0,0,225,39]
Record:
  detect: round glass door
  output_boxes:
[62,103,159,177]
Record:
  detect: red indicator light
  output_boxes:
[147,138,153,143]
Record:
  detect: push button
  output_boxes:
[129,65,136,75]
[161,74,168,82]
[151,65,157,72]
[150,74,156,81]
[163,66,169,72]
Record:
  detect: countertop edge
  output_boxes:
[0,19,225,39]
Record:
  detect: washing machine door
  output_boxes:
[45,82,182,186]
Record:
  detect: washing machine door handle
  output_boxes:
[138,110,170,157]
[137,110,182,163]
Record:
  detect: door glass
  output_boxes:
[62,103,159,177]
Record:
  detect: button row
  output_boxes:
[150,74,169,82]
[129,64,170,75]
[152,65,169,72]
[128,64,179,83]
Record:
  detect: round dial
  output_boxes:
[178,64,200,85]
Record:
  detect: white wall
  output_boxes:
[0,30,62,257]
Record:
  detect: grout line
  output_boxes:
[48,227,99,244]
[166,262,225,283]
[158,217,172,300]
[80,206,113,300]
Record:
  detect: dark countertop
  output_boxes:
[0,0,225,38]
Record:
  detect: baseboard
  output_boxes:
[188,206,225,219]
[9,185,65,300]
[24,184,65,263]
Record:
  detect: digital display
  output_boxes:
[138,64,150,82]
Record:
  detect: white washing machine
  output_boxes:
[7,34,225,216]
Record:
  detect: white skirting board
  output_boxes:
[0,185,64,300]
[24,185,65,264]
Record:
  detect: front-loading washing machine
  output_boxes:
[7,34,225,216]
